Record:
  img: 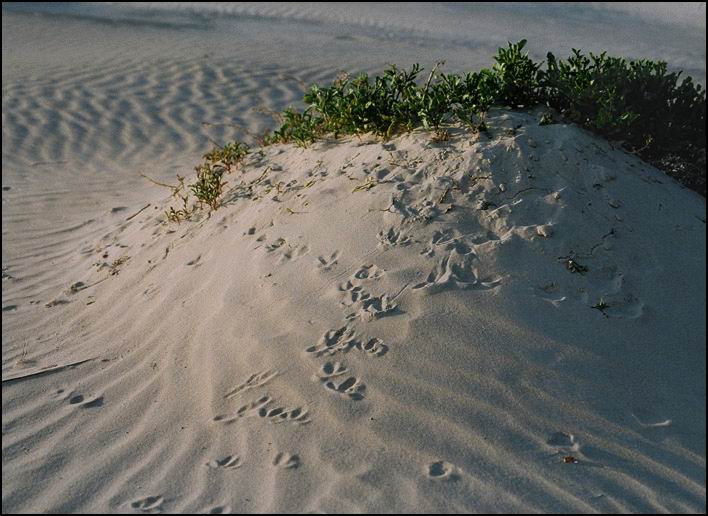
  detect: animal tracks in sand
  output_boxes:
[426,461,461,481]
[353,264,384,280]
[71,394,104,408]
[377,226,412,248]
[280,243,311,262]
[185,255,202,267]
[129,495,164,513]
[413,250,501,293]
[206,455,242,470]
[338,281,370,306]
[535,276,645,319]
[534,283,567,307]
[420,228,476,258]
[306,326,358,357]
[257,403,310,425]
[53,388,104,409]
[359,337,388,357]
[313,361,348,380]
[315,250,340,271]
[266,238,286,253]
[337,266,398,321]
[345,294,398,321]
[546,432,575,448]
[337,264,384,304]
[224,370,278,400]
[323,375,366,401]
[314,361,367,400]
[545,431,584,463]
[213,395,310,425]
[265,237,310,263]
[306,327,388,357]
[212,395,272,423]
[338,264,384,292]
[273,451,300,469]
[546,431,578,449]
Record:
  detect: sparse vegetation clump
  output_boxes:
[202,141,250,172]
[189,162,228,210]
[171,40,704,216]
[157,140,250,220]
[191,140,249,210]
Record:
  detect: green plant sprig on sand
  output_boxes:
[157,139,250,220]
[189,162,227,210]
[180,40,704,216]
[202,141,250,172]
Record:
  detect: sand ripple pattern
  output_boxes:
[3,57,334,171]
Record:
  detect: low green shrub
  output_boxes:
[493,39,542,108]
[261,41,704,193]
[541,49,705,193]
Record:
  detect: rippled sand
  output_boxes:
[2,3,706,513]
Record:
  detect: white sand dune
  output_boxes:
[3,109,706,512]
[2,2,706,513]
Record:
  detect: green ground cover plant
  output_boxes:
[202,141,250,172]
[178,40,705,215]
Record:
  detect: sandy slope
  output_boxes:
[2,108,705,513]
[2,3,706,513]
